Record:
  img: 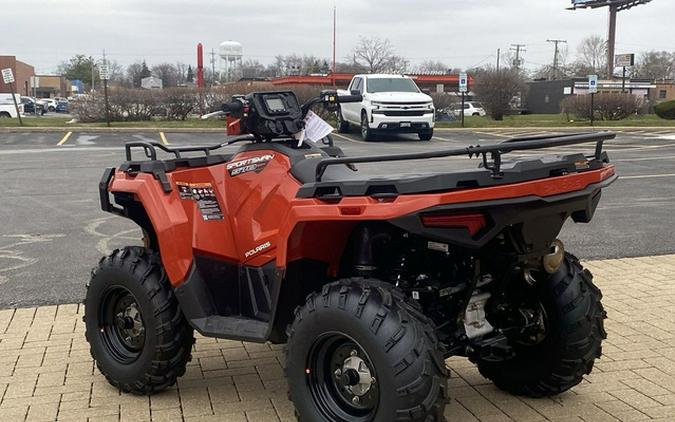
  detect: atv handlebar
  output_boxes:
[222,100,244,114]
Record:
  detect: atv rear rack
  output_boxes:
[314,132,615,181]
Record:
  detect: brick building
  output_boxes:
[32,75,70,98]
[0,56,35,96]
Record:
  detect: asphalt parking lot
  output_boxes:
[0,127,674,308]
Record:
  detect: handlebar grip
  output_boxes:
[338,95,363,103]
[222,100,244,113]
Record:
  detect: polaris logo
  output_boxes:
[245,241,272,258]
[227,154,275,177]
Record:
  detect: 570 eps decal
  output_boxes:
[227,154,275,177]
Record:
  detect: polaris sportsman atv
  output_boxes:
[86,89,615,421]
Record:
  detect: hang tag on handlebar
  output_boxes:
[294,111,334,147]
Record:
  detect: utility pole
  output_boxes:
[607,5,618,78]
[496,48,501,71]
[547,39,567,80]
[332,5,337,86]
[510,44,526,70]
[210,49,217,83]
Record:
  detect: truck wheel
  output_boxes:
[361,112,375,141]
[285,278,448,422]
[337,109,350,133]
[472,253,606,397]
[0,112,10,119]
[418,130,433,141]
[85,246,194,394]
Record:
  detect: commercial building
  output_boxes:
[271,72,471,93]
[30,75,70,98]
[0,56,35,96]
[651,81,675,104]
[525,78,657,114]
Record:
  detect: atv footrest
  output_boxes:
[190,316,269,343]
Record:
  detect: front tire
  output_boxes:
[473,253,606,397]
[85,247,194,394]
[285,278,448,422]
[418,129,433,141]
[337,108,350,133]
[361,112,375,141]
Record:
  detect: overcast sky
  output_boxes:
[3,0,674,74]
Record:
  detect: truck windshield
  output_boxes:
[366,78,419,93]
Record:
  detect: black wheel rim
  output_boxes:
[98,286,146,364]
[306,333,379,421]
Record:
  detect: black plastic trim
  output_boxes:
[388,174,617,250]
[99,167,123,215]
[174,257,284,343]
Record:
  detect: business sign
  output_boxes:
[99,64,110,80]
[615,53,635,67]
[30,76,39,88]
[459,73,468,93]
[588,75,598,94]
[570,0,651,9]
[1,68,14,84]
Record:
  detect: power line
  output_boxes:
[547,39,567,80]
[510,44,526,70]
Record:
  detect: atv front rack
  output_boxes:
[314,132,615,181]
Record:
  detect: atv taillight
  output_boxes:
[420,213,486,236]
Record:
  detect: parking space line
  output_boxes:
[621,173,675,180]
[56,131,73,146]
[159,132,169,145]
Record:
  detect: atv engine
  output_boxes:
[348,224,547,359]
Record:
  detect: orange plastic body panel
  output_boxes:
[109,149,615,287]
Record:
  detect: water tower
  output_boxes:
[219,41,243,82]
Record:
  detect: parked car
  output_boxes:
[55,100,69,113]
[38,98,58,112]
[337,74,435,141]
[20,97,46,115]
[451,102,486,117]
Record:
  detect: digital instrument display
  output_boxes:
[265,97,286,112]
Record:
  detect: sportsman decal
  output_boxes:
[227,154,275,177]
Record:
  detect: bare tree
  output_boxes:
[473,68,527,121]
[151,63,179,87]
[126,62,144,88]
[634,51,675,80]
[352,37,408,73]
[416,60,449,74]
[576,36,607,77]
[240,59,267,78]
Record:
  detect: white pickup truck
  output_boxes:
[0,94,21,118]
[337,74,435,141]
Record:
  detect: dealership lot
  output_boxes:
[1,128,675,421]
[0,127,674,308]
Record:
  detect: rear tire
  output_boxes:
[361,112,375,141]
[286,278,448,422]
[472,253,606,397]
[85,246,194,394]
[0,112,10,119]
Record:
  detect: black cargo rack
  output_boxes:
[314,131,615,182]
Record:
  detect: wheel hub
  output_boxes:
[112,296,145,351]
[339,350,375,397]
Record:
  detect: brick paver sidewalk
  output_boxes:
[1,255,675,421]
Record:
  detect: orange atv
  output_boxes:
[86,90,615,421]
